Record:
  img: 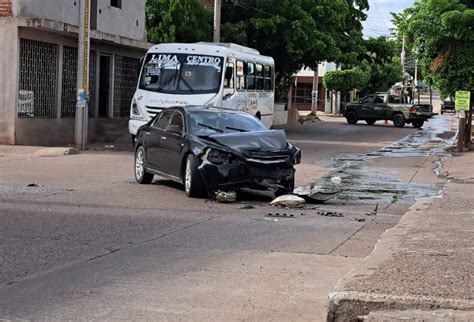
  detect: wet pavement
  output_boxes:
[294,116,457,205]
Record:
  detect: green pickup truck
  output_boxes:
[343,93,436,128]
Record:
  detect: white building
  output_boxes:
[290,62,337,113]
[0,0,150,145]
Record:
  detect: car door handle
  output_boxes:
[161,136,167,140]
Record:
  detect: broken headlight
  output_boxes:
[204,148,233,165]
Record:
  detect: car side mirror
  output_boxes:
[166,125,182,135]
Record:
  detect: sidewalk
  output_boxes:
[327,151,474,321]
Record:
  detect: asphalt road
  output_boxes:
[0,112,456,320]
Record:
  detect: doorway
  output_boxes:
[99,55,111,117]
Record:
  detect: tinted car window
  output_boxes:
[153,110,174,129]
[169,112,184,132]
[362,95,375,103]
[189,111,266,136]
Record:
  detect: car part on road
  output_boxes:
[215,190,237,203]
[392,113,406,128]
[270,194,306,206]
[297,190,342,204]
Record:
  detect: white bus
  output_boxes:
[129,42,275,140]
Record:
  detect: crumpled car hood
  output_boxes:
[206,130,288,154]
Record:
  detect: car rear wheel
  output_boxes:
[135,146,154,184]
[412,120,424,128]
[366,120,376,125]
[346,111,358,124]
[393,114,406,128]
[184,154,206,198]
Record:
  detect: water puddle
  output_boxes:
[295,116,456,204]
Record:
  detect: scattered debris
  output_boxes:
[27,183,38,187]
[355,218,366,222]
[330,176,342,185]
[267,213,295,218]
[270,194,306,207]
[239,204,255,209]
[297,190,342,204]
[215,190,237,203]
[253,218,279,222]
[317,211,344,217]
[365,203,379,216]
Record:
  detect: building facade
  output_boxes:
[0,0,150,145]
[290,63,338,113]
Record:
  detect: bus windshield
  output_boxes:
[139,53,223,94]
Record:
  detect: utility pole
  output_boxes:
[74,0,91,150]
[311,67,318,115]
[213,0,221,43]
[401,35,406,78]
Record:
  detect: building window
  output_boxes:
[111,0,121,8]
[292,82,313,104]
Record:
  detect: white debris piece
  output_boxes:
[331,176,342,185]
[215,190,237,203]
[270,194,305,206]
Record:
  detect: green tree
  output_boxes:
[392,0,474,97]
[323,68,370,93]
[146,0,212,43]
[358,37,403,94]
[220,0,368,100]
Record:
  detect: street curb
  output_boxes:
[325,197,474,321]
[326,291,474,321]
[34,147,79,157]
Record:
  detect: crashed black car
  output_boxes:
[134,106,301,197]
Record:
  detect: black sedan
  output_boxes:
[134,106,301,198]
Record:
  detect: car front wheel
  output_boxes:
[346,111,358,124]
[184,154,206,198]
[135,146,154,184]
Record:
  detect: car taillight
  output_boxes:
[410,106,419,112]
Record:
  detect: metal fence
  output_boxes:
[113,55,139,117]
[61,47,96,118]
[18,39,58,118]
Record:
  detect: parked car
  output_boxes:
[344,93,436,128]
[440,99,455,114]
[134,106,301,198]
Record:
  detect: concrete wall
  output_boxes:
[13,0,145,41]
[96,0,145,41]
[0,19,19,144]
[14,0,79,26]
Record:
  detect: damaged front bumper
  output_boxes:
[198,157,297,194]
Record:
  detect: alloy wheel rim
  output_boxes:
[135,149,144,180]
[185,158,192,193]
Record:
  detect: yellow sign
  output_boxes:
[455,91,471,111]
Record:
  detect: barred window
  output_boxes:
[18,39,58,118]
[114,55,140,117]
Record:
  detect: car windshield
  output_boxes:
[139,53,223,94]
[189,110,266,136]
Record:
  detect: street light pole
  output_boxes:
[213,0,221,43]
[74,0,91,150]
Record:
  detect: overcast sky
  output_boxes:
[362,0,415,38]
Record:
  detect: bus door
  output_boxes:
[222,59,236,109]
